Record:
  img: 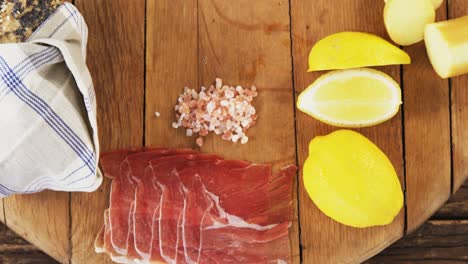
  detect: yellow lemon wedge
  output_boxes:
[297,68,402,127]
[303,130,403,228]
[308,32,410,71]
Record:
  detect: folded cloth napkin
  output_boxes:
[0,3,101,197]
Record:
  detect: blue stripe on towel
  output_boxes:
[48,9,78,38]
[0,48,62,101]
[0,57,96,175]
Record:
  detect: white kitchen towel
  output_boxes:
[0,3,101,197]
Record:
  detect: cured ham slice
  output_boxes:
[101,148,147,255]
[128,149,195,260]
[146,154,221,263]
[102,149,196,259]
[95,148,295,264]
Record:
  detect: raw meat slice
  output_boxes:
[173,159,278,225]
[125,203,141,262]
[96,148,295,264]
[197,229,291,263]
[248,165,296,225]
[100,148,152,179]
[158,171,186,264]
[102,148,152,255]
[173,162,293,264]
[127,149,195,260]
[99,210,145,264]
[150,156,292,264]
[176,176,282,264]
[102,210,128,263]
[103,148,194,258]
[132,166,162,260]
[178,175,213,264]
[94,225,105,253]
[147,154,221,264]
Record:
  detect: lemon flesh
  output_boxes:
[308,32,410,71]
[297,68,402,127]
[303,130,403,228]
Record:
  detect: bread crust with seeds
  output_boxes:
[0,0,63,43]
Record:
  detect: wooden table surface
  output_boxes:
[0,0,467,263]
[1,181,467,263]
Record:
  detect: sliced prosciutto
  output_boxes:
[95,148,296,264]
[101,148,146,255]
[128,149,196,260]
[102,148,196,260]
[147,154,222,263]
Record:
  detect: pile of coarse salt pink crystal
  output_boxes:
[172,78,258,147]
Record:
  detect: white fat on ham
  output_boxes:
[96,149,294,264]
[203,187,278,231]
[156,183,172,264]
[180,184,196,264]
[157,181,185,264]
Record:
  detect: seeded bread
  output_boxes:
[0,0,63,43]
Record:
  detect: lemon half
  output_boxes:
[297,68,402,127]
[303,130,404,228]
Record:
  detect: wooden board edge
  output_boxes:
[348,233,403,263]
[3,191,70,264]
[366,219,468,263]
[448,1,468,195]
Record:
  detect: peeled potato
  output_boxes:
[430,0,444,9]
[425,16,468,78]
[384,0,435,46]
[385,0,443,9]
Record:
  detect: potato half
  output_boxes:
[384,0,435,46]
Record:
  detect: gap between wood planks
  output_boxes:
[142,0,148,148]
[287,0,303,262]
[399,64,408,237]
[446,0,454,197]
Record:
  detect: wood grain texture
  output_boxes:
[70,0,145,263]
[366,220,468,264]
[449,0,468,194]
[0,223,58,264]
[197,0,298,261]
[434,181,468,219]
[0,199,4,223]
[3,191,69,263]
[146,0,298,262]
[403,6,452,233]
[145,0,198,148]
[290,0,405,263]
[2,0,467,263]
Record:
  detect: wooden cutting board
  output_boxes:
[1,0,467,263]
